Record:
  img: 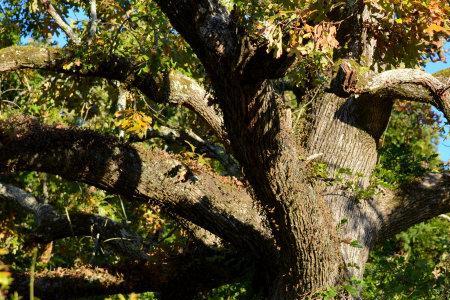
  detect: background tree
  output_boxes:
[0,0,450,299]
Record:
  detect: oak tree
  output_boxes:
[1,0,450,299]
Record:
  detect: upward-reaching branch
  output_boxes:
[155,0,236,66]
[87,0,98,42]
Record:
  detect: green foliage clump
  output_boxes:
[376,101,443,186]
[363,218,450,299]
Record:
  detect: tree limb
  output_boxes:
[0,45,228,144]
[330,62,450,119]
[164,71,228,143]
[87,0,98,42]
[0,182,150,260]
[373,173,450,244]
[9,248,251,299]
[0,116,272,256]
[40,0,81,44]
[154,0,236,66]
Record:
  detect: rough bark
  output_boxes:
[0,46,227,143]
[304,89,392,279]
[0,116,272,256]
[2,1,450,298]
[375,173,450,241]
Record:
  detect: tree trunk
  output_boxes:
[214,80,342,298]
[306,91,393,279]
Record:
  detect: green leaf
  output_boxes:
[350,240,364,249]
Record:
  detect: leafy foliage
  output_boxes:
[366,0,450,67]
[376,102,443,186]
[0,0,449,299]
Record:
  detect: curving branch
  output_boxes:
[373,173,450,244]
[330,62,450,119]
[0,45,227,144]
[0,116,272,256]
[165,71,228,143]
[0,182,150,260]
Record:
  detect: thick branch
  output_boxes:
[0,182,149,260]
[374,173,450,244]
[10,265,141,299]
[330,62,450,119]
[10,248,251,299]
[0,116,272,256]
[155,0,236,65]
[0,45,227,143]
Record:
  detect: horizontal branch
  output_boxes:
[9,250,251,299]
[0,45,227,143]
[0,182,149,260]
[0,116,272,256]
[2,183,253,298]
[10,265,141,299]
[329,61,450,119]
[373,173,450,244]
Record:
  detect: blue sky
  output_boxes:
[423,44,450,162]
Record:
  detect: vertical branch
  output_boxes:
[359,5,377,67]
[87,0,98,42]
[116,81,128,139]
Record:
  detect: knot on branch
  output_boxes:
[165,163,196,183]
[328,62,361,97]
